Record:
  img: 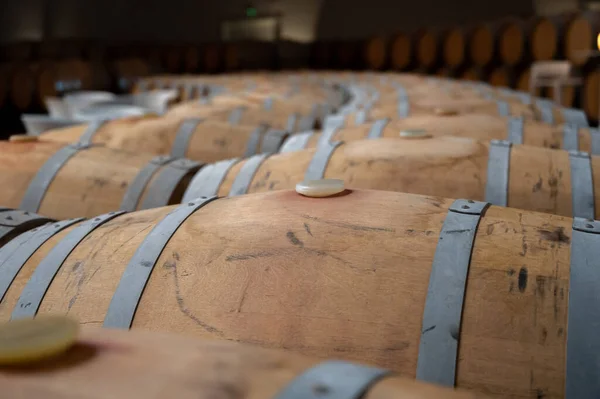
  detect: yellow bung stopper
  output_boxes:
[296,179,345,197]
[0,316,79,366]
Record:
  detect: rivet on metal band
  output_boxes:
[367,118,390,139]
[11,211,126,320]
[103,197,218,329]
[228,153,272,196]
[569,151,595,220]
[20,142,94,213]
[182,158,240,202]
[171,118,203,159]
[563,124,580,152]
[79,119,108,146]
[566,218,600,399]
[497,100,510,117]
[0,218,83,303]
[590,128,600,156]
[563,108,589,128]
[243,124,269,158]
[261,129,289,154]
[139,159,203,209]
[537,100,555,124]
[273,361,392,399]
[286,113,298,133]
[507,117,524,145]
[0,210,54,245]
[279,132,314,153]
[119,156,174,212]
[305,140,343,181]
[485,140,512,207]
[416,199,490,387]
[229,107,245,125]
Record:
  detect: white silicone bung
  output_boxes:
[399,129,430,138]
[296,179,345,197]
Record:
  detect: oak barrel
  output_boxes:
[38,116,289,164]
[0,138,197,220]
[0,326,485,399]
[287,114,595,152]
[187,136,600,219]
[0,188,595,398]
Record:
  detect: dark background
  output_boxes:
[0,0,535,44]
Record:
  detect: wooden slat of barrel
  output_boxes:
[364,36,387,70]
[38,116,282,164]
[443,27,466,69]
[0,138,194,220]
[487,66,516,88]
[2,327,484,399]
[224,43,240,71]
[564,11,600,67]
[163,46,182,74]
[217,137,597,218]
[0,189,573,398]
[416,28,440,70]
[584,69,599,120]
[390,33,412,70]
[296,113,592,152]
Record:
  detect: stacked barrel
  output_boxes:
[356,10,600,122]
[0,71,598,398]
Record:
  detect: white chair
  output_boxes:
[529,61,582,105]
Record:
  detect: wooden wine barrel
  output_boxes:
[8,63,36,111]
[183,45,200,73]
[0,63,10,109]
[516,67,542,97]
[584,69,599,120]
[390,33,412,70]
[547,85,576,108]
[0,207,54,248]
[202,43,221,73]
[282,113,595,153]
[415,28,440,70]
[564,11,600,67]
[1,325,484,399]
[469,23,498,67]
[498,18,527,66]
[487,67,515,88]
[364,36,387,70]
[442,26,467,69]
[224,43,240,71]
[163,46,182,74]
[0,188,595,399]
[0,137,198,220]
[38,116,289,164]
[530,16,559,61]
[460,67,486,81]
[189,136,599,219]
